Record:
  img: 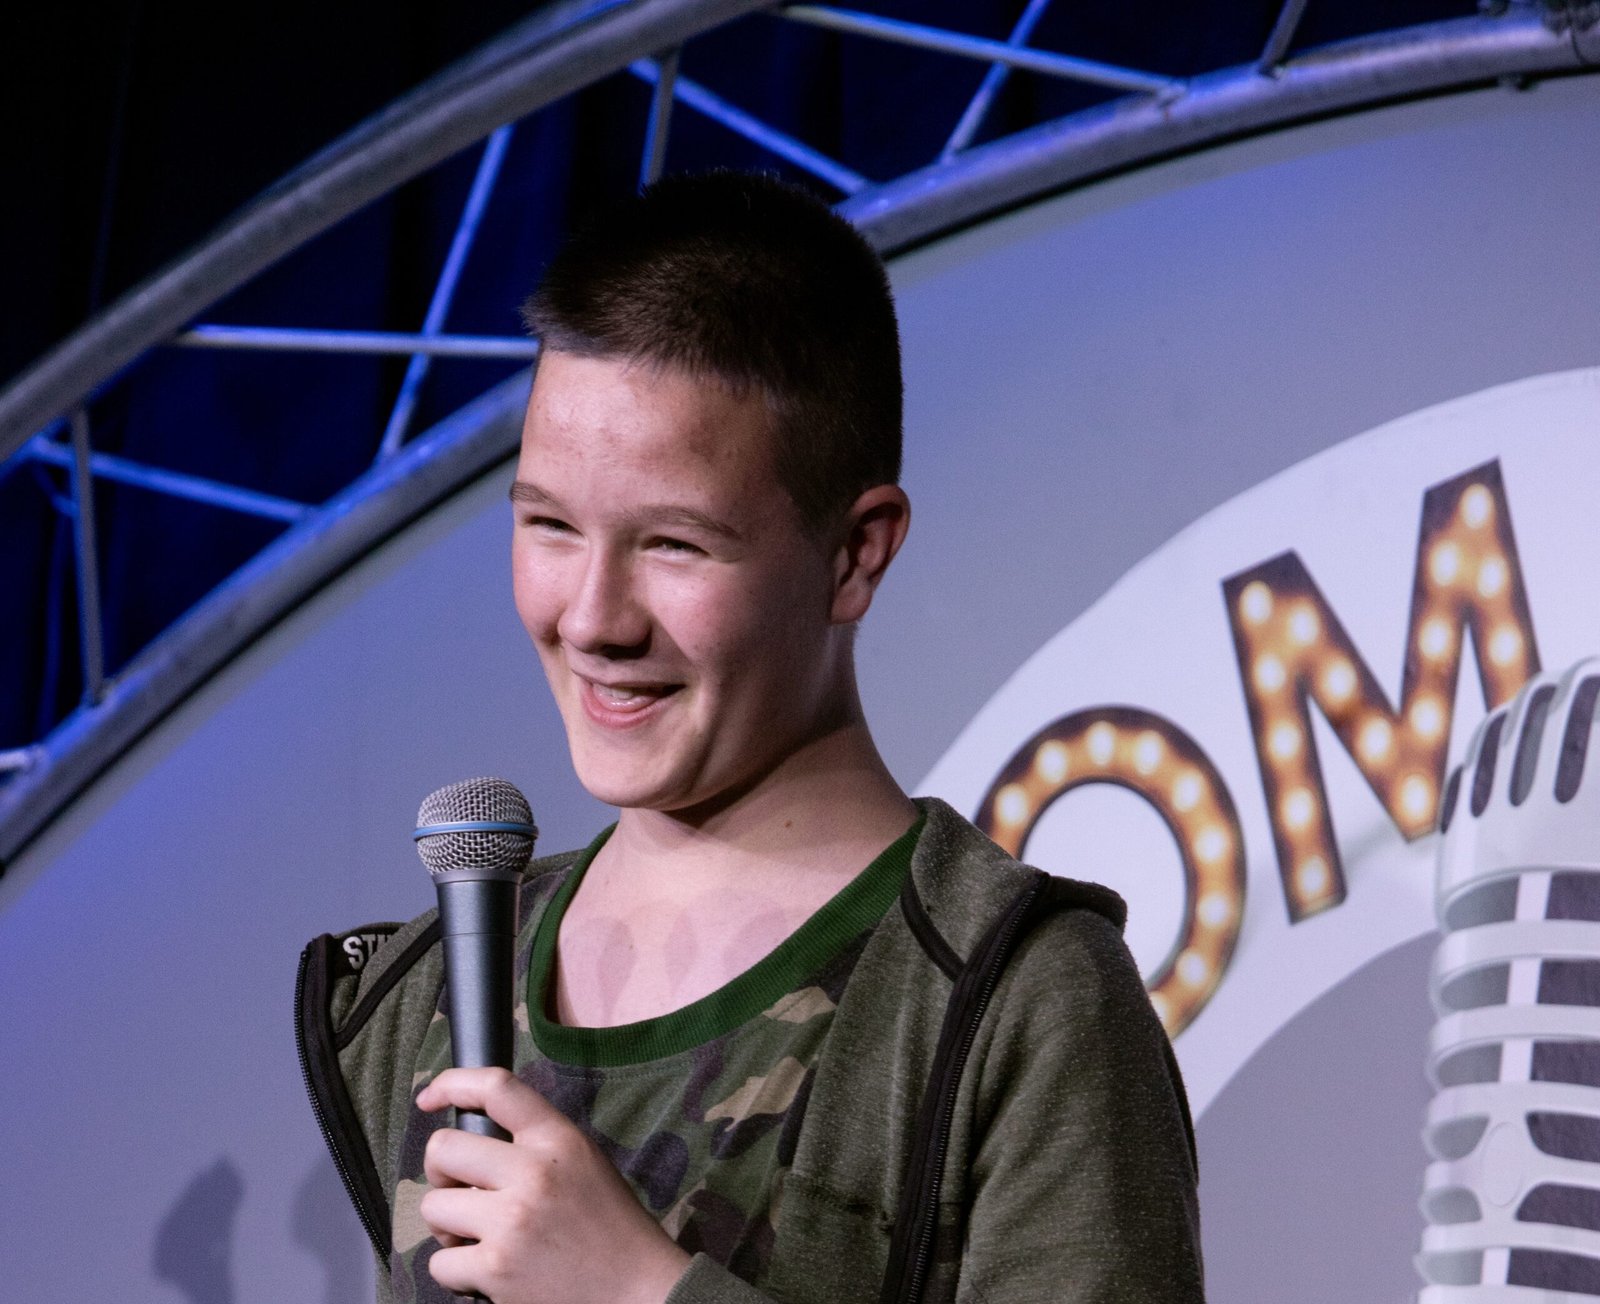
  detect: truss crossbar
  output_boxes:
[379,125,516,460]
[1259,0,1312,72]
[28,437,311,523]
[68,411,105,705]
[175,326,542,359]
[779,5,1180,96]
[629,59,868,193]
[942,0,1056,161]
[640,47,681,187]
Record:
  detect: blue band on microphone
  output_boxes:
[413,821,538,840]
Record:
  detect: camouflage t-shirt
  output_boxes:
[388,817,923,1301]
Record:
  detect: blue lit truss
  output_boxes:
[0,0,1594,867]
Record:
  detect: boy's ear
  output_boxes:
[831,485,912,625]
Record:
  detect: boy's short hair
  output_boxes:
[521,170,902,534]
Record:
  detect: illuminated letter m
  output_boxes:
[1222,461,1539,922]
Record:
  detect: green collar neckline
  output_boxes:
[528,815,924,1068]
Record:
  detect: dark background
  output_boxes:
[0,0,1473,752]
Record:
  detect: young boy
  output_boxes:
[297,171,1204,1304]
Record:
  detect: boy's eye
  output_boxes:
[523,515,573,533]
[653,537,703,555]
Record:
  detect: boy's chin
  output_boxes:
[573,761,683,813]
[574,765,746,821]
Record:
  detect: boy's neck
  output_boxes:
[549,722,917,1029]
[604,720,916,889]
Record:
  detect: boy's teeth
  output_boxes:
[596,683,657,704]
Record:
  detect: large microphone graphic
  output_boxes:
[414,777,537,1140]
[1418,656,1600,1299]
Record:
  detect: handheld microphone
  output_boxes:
[414,777,537,1140]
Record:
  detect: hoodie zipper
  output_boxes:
[898,875,1045,1304]
[295,938,389,1260]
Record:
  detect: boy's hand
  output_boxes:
[416,1067,692,1304]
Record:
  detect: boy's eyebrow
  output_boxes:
[508,479,746,543]
[508,480,558,508]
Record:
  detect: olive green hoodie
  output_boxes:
[296,797,1204,1303]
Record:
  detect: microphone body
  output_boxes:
[436,874,521,1138]
[414,778,538,1142]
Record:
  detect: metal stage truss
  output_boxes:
[1,0,1596,869]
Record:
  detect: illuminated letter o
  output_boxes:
[976,706,1246,1037]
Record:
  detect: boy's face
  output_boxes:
[511,350,847,815]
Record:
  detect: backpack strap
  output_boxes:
[879,872,1053,1304]
[294,918,440,1262]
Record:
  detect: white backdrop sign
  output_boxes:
[922,368,1600,1115]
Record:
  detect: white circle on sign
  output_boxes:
[1023,783,1187,983]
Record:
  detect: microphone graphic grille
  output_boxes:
[1418,659,1600,1297]
[415,777,537,875]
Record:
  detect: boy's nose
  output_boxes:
[558,552,649,655]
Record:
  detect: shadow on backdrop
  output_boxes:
[1197,933,1436,1302]
[293,1154,370,1304]
[152,1156,244,1304]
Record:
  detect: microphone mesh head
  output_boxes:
[415,776,537,876]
